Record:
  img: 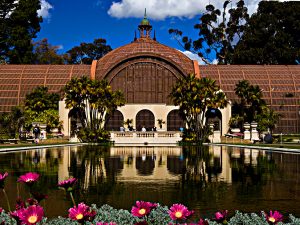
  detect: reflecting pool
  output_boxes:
[0,145,300,218]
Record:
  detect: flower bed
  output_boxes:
[1,172,300,225]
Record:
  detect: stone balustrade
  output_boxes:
[110,131,182,145]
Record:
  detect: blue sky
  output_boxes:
[36,0,264,63]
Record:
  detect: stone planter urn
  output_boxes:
[231,128,240,133]
[251,121,259,141]
[243,122,251,140]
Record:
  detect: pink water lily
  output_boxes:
[266,211,283,224]
[0,172,8,188]
[17,172,40,186]
[131,201,157,217]
[168,203,194,221]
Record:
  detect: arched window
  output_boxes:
[105,110,124,131]
[167,110,185,131]
[136,109,154,131]
[205,108,222,133]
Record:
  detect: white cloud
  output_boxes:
[180,50,218,65]
[108,0,205,20]
[179,50,205,65]
[57,45,63,50]
[108,0,263,20]
[37,0,53,19]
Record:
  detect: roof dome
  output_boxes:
[140,18,150,26]
[95,38,195,80]
[140,9,151,26]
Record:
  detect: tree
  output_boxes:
[255,106,281,135]
[0,0,15,63]
[234,80,266,124]
[232,1,300,64]
[0,106,24,138]
[24,86,60,113]
[232,80,280,133]
[169,0,249,64]
[24,108,62,133]
[33,38,64,64]
[0,0,42,64]
[64,76,125,142]
[23,86,61,132]
[66,38,112,64]
[170,74,228,143]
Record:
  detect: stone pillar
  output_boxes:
[243,122,251,140]
[39,124,47,139]
[251,122,259,141]
[208,123,214,143]
[214,130,221,143]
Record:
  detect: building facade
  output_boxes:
[0,17,299,135]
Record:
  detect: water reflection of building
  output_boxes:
[22,145,267,189]
[208,146,232,182]
[111,147,183,181]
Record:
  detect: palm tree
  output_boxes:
[123,119,133,129]
[170,74,228,143]
[234,80,250,120]
[64,76,125,142]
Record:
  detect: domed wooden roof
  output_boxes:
[94,37,195,80]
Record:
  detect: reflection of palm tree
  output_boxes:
[136,156,155,176]
[68,146,110,202]
[228,148,276,186]
[182,146,213,187]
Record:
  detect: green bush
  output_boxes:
[77,127,111,143]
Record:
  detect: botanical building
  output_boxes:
[0,17,299,135]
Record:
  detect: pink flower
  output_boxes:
[96,223,117,225]
[10,208,24,223]
[0,172,8,188]
[19,205,44,225]
[266,211,283,224]
[168,204,194,221]
[68,202,95,222]
[131,201,157,217]
[31,192,48,203]
[197,218,209,225]
[26,198,38,206]
[134,221,148,225]
[0,207,3,213]
[17,172,40,186]
[214,210,228,223]
[16,197,26,210]
[58,178,77,191]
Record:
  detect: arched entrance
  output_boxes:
[105,110,124,131]
[205,108,222,134]
[167,110,185,131]
[136,109,154,131]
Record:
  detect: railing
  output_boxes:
[111,131,182,145]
